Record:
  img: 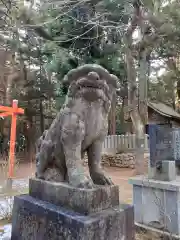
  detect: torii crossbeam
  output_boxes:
[0,100,24,185]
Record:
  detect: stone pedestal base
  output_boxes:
[129,175,180,238]
[11,178,134,240]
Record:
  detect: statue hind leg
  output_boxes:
[35,139,54,179]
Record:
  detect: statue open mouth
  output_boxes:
[77,78,109,89]
[76,78,110,102]
[63,66,119,104]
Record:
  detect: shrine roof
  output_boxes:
[148,101,180,120]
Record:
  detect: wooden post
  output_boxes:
[0,100,24,190]
[8,100,18,179]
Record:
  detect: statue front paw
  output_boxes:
[69,173,94,189]
[90,170,114,186]
[35,171,45,180]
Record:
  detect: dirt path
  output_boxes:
[0,162,135,203]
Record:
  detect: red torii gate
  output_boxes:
[0,100,24,186]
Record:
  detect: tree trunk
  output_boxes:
[108,92,116,135]
[39,99,44,134]
[125,9,145,173]
[2,53,20,159]
[120,97,125,133]
[138,51,148,125]
[24,118,36,162]
[124,1,146,174]
[126,47,145,174]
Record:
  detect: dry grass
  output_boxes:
[135,227,175,240]
[136,233,158,240]
[0,159,20,180]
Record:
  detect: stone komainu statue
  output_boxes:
[35,64,119,188]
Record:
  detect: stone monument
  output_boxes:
[11,64,134,240]
[129,124,180,238]
[148,124,176,181]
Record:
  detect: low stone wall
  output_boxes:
[102,153,135,168]
[83,153,149,170]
